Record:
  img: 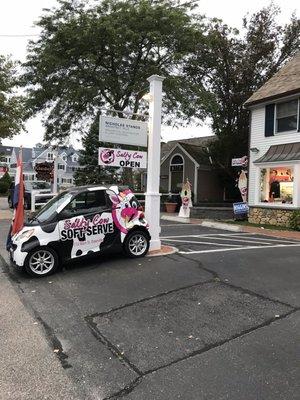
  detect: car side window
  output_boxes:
[64,190,108,216]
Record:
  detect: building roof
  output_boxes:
[179,143,212,166]
[254,142,300,164]
[161,136,215,160]
[244,53,300,107]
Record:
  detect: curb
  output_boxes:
[148,245,178,257]
[161,215,190,224]
[201,220,242,232]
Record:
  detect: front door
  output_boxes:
[58,189,117,261]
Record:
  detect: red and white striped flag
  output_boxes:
[12,148,24,235]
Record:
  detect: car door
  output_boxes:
[58,189,118,261]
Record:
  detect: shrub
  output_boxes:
[0,172,12,195]
[289,210,300,231]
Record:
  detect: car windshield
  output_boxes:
[34,191,72,223]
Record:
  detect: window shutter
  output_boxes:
[265,104,275,137]
[298,99,300,132]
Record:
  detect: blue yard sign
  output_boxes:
[233,202,249,217]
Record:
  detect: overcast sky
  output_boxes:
[1,0,299,148]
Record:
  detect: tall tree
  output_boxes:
[22,0,202,142]
[74,118,120,185]
[0,56,24,141]
[184,5,300,197]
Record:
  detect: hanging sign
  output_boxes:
[99,116,148,147]
[34,162,54,181]
[231,156,248,167]
[98,147,147,168]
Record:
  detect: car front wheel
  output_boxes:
[124,230,150,258]
[24,247,59,277]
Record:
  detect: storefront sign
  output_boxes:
[232,156,248,167]
[99,116,148,147]
[233,202,249,216]
[98,147,147,168]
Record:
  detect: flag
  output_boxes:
[12,149,24,234]
[7,149,24,250]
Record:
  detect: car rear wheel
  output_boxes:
[124,230,150,258]
[24,247,59,277]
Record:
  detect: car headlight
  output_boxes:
[14,229,35,242]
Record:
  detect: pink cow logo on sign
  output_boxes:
[100,149,115,165]
[107,188,140,234]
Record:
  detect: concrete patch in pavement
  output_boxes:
[92,281,292,374]
[123,311,300,400]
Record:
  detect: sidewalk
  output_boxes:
[0,218,81,400]
[161,213,300,240]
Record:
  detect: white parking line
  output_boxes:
[161,233,254,239]
[223,234,299,244]
[179,243,300,254]
[195,236,273,245]
[162,238,241,247]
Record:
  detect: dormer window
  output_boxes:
[72,154,79,162]
[275,99,298,133]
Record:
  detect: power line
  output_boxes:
[0,34,39,37]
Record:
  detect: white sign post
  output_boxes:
[98,147,147,168]
[145,75,165,251]
[99,115,147,147]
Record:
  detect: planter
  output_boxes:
[164,202,177,213]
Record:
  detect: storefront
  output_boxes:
[248,142,300,226]
[245,53,300,227]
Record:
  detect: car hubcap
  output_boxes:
[29,250,55,275]
[128,234,147,256]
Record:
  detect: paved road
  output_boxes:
[0,219,299,399]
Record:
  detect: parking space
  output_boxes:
[1,218,300,400]
[161,231,300,254]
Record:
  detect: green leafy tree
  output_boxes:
[0,171,12,194]
[0,56,24,141]
[22,0,202,142]
[74,119,118,185]
[184,5,300,197]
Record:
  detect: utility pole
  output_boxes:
[145,75,164,251]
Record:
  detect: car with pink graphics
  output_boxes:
[9,185,150,277]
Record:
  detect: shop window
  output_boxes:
[276,100,298,133]
[260,167,294,204]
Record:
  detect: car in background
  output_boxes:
[8,181,52,210]
[8,185,150,277]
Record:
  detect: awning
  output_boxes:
[254,142,300,163]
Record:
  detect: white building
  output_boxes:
[0,143,82,187]
[245,53,300,226]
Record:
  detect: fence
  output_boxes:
[31,192,56,212]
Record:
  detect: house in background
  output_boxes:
[245,52,300,227]
[141,136,223,204]
[0,143,82,187]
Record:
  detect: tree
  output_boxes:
[22,0,203,142]
[0,56,24,141]
[0,171,12,194]
[184,5,300,198]
[74,118,118,185]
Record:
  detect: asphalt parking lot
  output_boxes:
[0,218,299,399]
